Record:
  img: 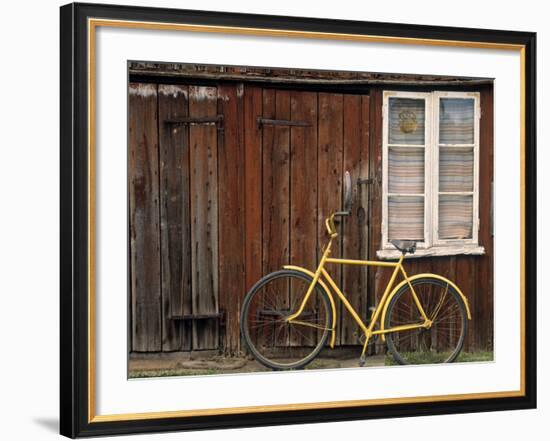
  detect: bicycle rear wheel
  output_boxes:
[240,270,333,370]
[384,277,468,365]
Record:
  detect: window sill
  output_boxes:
[377,245,485,260]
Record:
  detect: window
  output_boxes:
[378,91,485,259]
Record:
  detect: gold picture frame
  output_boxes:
[60,2,536,437]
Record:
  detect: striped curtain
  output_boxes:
[388,196,424,240]
[387,97,426,241]
[439,195,473,239]
[439,148,473,192]
[438,98,475,240]
[389,147,424,194]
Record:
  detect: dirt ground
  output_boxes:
[129,352,386,378]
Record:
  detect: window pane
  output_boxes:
[389,98,425,145]
[439,98,475,144]
[439,195,473,239]
[388,196,424,240]
[389,147,424,194]
[439,148,474,192]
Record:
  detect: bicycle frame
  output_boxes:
[284,216,433,359]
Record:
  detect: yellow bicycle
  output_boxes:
[241,172,471,370]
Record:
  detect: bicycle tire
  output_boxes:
[384,277,468,365]
[240,270,333,370]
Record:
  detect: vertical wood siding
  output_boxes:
[341,95,370,344]
[158,84,192,351]
[261,89,291,347]
[189,86,219,350]
[317,93,344,344]
[129,81,493,355]
[129,83,162,351]
[218,84,245,354]
[289,91,318,346]
[243,85,263,295]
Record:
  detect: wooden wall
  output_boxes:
[128,75,493,355]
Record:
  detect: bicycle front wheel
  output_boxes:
[240,270,333,370]
[384,277,468,365]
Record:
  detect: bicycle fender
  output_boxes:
[379,273,472,342]
[283,265,338,349]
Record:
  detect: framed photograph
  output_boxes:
[60,2,537,437]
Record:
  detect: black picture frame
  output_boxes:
[60,2,537,438]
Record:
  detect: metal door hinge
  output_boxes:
[170,311,225,321]
[257,117,310,128]
[165,115,224,131]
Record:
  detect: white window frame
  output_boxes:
[378,90,485,259]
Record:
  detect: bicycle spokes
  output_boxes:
[385,278,467,365]
[241,270,332,369]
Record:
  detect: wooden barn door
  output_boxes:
[129,83,223,352]
[129,81,370,354]
[245,88,370,347]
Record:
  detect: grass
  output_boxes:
[455,351,494,362]
[385,350,494,366]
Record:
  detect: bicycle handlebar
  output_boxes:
[325,211,350,238]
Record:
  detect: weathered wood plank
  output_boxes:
[158,84,192,351]
[428,256,451,352]
[318,92,344,344]
[129,62,493,86]
[128,83,162,352]
[455,255,476,352]
[341,94,369,345]
[477,86,494,351]
[367,89,391,354]
[262,88,291,347]
[244,85,263,294]
[217,84,245,355]
[189,85,219,350]
[242,85,263,355]
[289,90,318,347]
[396,257,415,354]
[368,88,384,282]
[360,96,371,323]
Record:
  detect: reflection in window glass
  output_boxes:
[439,98,475,144]
[389,98,425,145]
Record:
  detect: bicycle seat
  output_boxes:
[390,240,417,255]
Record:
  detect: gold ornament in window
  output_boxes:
[399,110,418,134]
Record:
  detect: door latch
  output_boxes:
[357,178,374,185]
